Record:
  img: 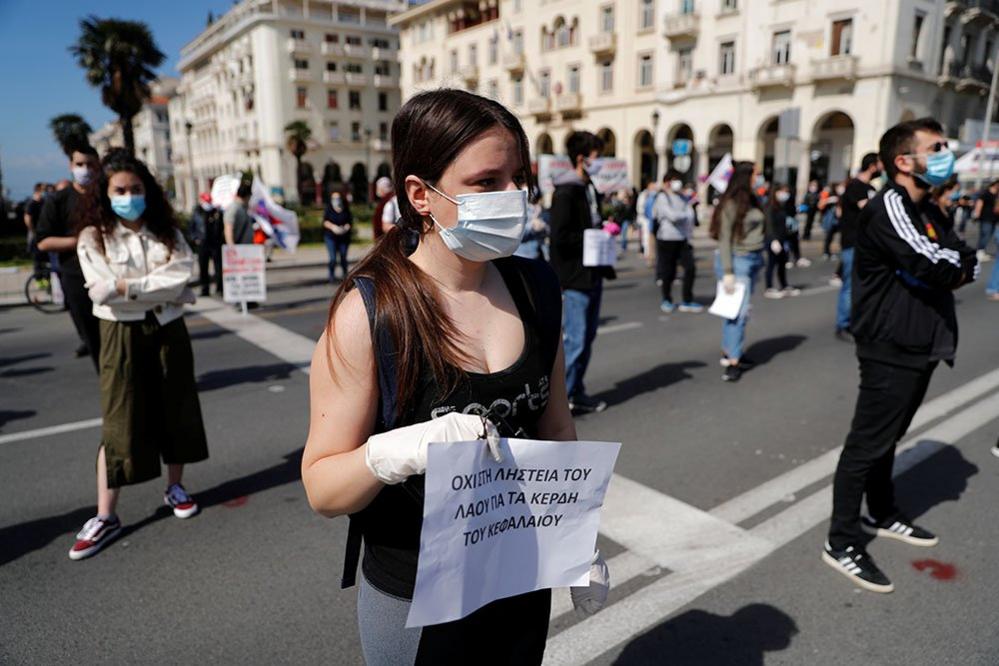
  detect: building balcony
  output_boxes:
[749,63,796,89]
[323,70,346,84]
[810,55,858,82]
[343,43,368,58]
[503,52,526,73]
[289,68,313,83]
[950,62,992,92]
[371,46,396,60]
[588,32,617,55]
[287,38,312,55]
[527,97,551,115]
[459,64,480,83]
[373,73,396,89]
[663,12,699,40]
[345,72,368,86]
[321,42,344,57]
[555,92,582,112]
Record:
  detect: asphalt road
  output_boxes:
[1,241,997,665]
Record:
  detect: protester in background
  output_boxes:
[636,179,658,268]
[36,140,101,367]
[190,192,223,296]
[70,149,208,561]
[223,182,254,246]
[931,179,961,232]
[653,170,703,313]
[613,189,636,251]
[711,161,767,382]
[551,131,614,413]
[24,183,47,278]
[371,176,394,241]
[763,183,799,299]
[802,179,821,240]
[782,187,809,268]
[514,198,549,261]
[824,118,977,593]
[954,193,974,237]
[972,179,999,262]
[834,153,880,341]
[323,189,353,283]
[987,252,999,301]
[821,182,844,261]
[302,89,605,665]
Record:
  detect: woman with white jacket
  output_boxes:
[70,149,209,560]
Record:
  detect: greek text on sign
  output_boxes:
[408,438,621,628]
[222,244,267,303]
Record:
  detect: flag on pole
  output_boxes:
[250,177,300,252]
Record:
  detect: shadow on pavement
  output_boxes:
[0,352,51,369]
[1,366,54,379]
[595,361,706,408]
[0,409,37,428]
[188,326,233,341]
[197,362,298,391]
[894,442,978,520]
[0,450,304,566]
[613,603,798,666]
[741,334,808,370]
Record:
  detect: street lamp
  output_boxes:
[184,120,195,209]
[364,127,373,203]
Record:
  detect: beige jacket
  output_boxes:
[77,224,196,324]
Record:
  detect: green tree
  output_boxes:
[49,114,94,154]
[70,16,164,156]
[284,120,312,202]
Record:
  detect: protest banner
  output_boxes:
[222,244,267,305]
[538,154,631,196]
[407,438,621,628]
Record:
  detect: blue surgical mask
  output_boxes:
[916,149,955,187]
[111,194,146,221]
[424,182,528,262]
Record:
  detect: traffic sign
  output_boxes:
[672,139,692,157]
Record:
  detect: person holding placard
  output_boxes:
[302,89,609,665]
[69,149,208,561]
[710,161,767,383]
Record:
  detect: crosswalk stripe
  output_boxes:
[548,549,658,620]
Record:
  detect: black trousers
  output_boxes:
[61,271,100,372]
[765,245,788,289]
[198,242,223,295]
[823,223,840,256]
[656,239,695,304]
[803,209,817,240]
[828,357,938,548]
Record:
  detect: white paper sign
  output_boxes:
[589,158,630,195]
[222,244,267,303]
[407,438,621,628]
[583,229,617,267]
[708,279,747,320]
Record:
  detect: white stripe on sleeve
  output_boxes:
[884,191,961,268]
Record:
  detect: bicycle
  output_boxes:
[23,257,65,314]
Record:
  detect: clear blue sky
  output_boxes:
[0,0,236,200]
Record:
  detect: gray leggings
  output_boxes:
[357,574,423,665]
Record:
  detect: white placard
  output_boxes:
[708,279,747,320]
[408,438,621,628]
[583,228,617,267]
[222,244,267,303]
[538,155,630,195]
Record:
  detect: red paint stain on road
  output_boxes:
[911,559,957,581]
[223,495,249,508]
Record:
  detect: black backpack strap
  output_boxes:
[340,276,399,589]
[500,257,563,376]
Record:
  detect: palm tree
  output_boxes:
[49,114,94,154]
[284,121,312,202]
[70,16,164,156]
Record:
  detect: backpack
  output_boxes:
[339,256,563,588]
[643,191,658,223]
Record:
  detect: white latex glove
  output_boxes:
[86,278,118,306]
[365,412,502,485]
[570,550,610,616]
[770,239,784,255]
[722,273,736,295]
[530,219,547,233]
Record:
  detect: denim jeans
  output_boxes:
[714,250,765,361]
[324,235,350,282]
[978,220,996,252]
[987,257,999,294]
[563,284,602,398]
[836,247,855,331]
[514,239,548,261]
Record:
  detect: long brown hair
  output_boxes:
[76,148,178,256]
[325,89,536,416]
[709,160,758,241]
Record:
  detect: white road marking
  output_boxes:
[596,321,643,336]
[0,417,103,445]
[548,549,658,620]
[709,366,999,525]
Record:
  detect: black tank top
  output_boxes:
[358,257,557,598]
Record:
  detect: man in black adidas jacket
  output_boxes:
[823,118,978,593]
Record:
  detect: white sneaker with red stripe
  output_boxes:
[164,483,199,519]
[68,515,121,560]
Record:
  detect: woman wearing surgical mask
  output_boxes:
[710,160,767,382]
[323,189,353,283]
[763,184,801,298]
[69,149,208,561]
[302,89,605,664]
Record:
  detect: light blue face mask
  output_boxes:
[915,149,955,187]
[111,194,146,221]
[424,181,528,262]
